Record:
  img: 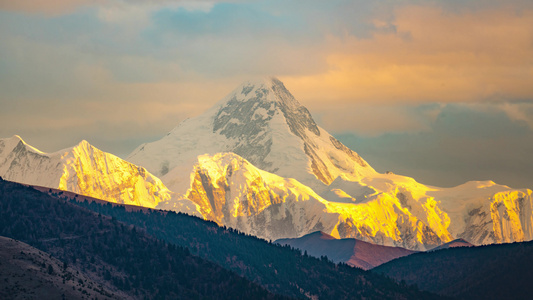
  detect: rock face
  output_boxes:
[0,135,176,208]
[427,181,533,246]
[154,151,533,251]
[328,176,533,250]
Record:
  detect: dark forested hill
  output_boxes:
[64,189,438,299]
[0,235,124,300]
[0,178,286,300]
[374,241,533,299]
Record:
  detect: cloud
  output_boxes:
[7,0,531,96]
[282,4,533,104]
[336,103,533,188]
[0,0,102,15]
[497,102,533,130]
[1,0,532,189]
[306,102,432,136]
[432,103,531,138]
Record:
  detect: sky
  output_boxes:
[1,0,532,188]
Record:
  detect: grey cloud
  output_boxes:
[433,104,530,138]
[335,103,533,188]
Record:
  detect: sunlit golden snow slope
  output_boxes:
[0,135,176,208]
[159,151,532,250]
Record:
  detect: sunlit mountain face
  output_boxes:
[2,78,532,251]
[0,135,197,214]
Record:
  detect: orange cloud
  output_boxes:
[314,103,431,135]
[281,5,533,104]
[0,0,105,15]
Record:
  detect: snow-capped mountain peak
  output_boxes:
[0,135,43,156]
[210,76,321,140]
[128,77,376,188]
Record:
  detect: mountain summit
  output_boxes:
[128,77,376,190]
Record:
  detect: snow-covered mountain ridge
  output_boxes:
[175,151,533,249]
[0,135,197,213]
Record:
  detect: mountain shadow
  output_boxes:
[275,231,417,270]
